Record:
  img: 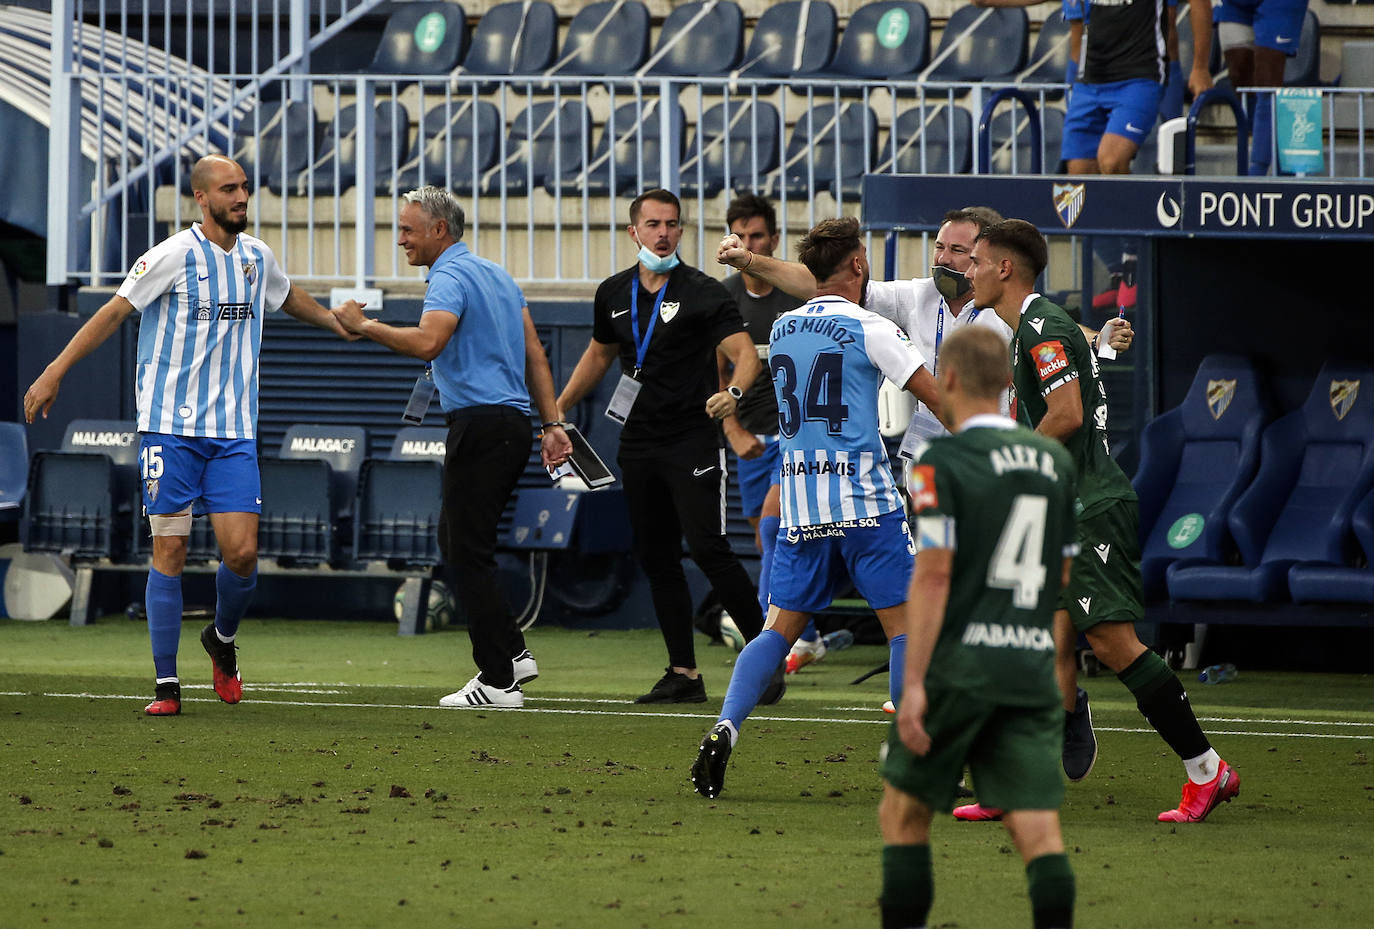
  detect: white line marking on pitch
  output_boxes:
[2,691,1371,739]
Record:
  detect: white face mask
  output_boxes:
[633,229,680,273]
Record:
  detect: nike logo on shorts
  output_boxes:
[1125,123,1144,134]
[1275,35,1293,44]
[693,466,715,476]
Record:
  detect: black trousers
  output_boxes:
[619,445,764,671]
[439,407,531,688]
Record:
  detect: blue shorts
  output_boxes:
[768,509,914,614]
[138,434,262,516]
[1213,0,1306,55]
[1062,79,1164,160]
[734,436,782,519]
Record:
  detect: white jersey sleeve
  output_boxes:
[117,240,185,311]
[860,313,925,388]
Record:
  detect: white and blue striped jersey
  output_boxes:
[769,296,925,528]
[116,223,291,439]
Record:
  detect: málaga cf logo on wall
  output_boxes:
[1052,183,1085,229]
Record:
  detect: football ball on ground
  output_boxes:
[719,610,745,652]
[393,580,455,630]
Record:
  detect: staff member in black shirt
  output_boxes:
[557,189,765,704]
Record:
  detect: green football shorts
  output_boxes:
[1060,498,1144,633]
[881,688,1064,813]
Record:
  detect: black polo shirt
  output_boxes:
[1080,0,1168,85]
[592,263,747,458]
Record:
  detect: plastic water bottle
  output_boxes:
[821,629,855,652]
[1197,663,1238,685]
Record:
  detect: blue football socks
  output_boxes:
[214,563,257,641]
[146,568,183,681]
[888,633,908,707]
[755,515,780,618]
[719,629,791,734]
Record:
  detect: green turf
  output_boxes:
[2,617,1371,928]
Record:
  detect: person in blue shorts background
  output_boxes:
[1214,0,1312,175]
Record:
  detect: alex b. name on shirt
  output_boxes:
[988,444,1060,479]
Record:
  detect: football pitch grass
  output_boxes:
[1,618,1371,929]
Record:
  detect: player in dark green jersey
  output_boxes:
[879,325,1078,929]
[963,219,1240,825]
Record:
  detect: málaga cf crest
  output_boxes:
[1206,379,1236,420]
[1052,183,1085,229]
[1329,379,1359,421]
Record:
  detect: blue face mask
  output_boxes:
[637,245,680,273]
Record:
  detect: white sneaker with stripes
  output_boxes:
[439,675,524,709]
[512,650,539,686]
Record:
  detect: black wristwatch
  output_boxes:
[726,385,743,401]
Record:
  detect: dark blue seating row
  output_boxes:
[1136,357,1374,608]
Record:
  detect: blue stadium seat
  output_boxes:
[370,2,469,75]
[257,459,334,565]
[925,6,1028,85]
[481,100,590,196]
[1018,8,1071,97]
[771,101,877,196]
[232,100,318,196]
[53,420,141,559]
[814,1,930,87]
[1132,355,1272,601]
[1283,9,1321,86]
[291,101,412,196]
[548,1,651,78]
[986,104,1063,173]
[22,451,116,560]
[643,1,744,78]
[546,99,686,197]
[1286,485,1374,604]
[458,1,558,83]
[1167,363,1374,603]
[279,424,368,522]
[866,104,972,185]
[0,422,28,522]
[354,458,443,567]
[735,1,837,82]
[393,99,500,195]
[680,100,782,198]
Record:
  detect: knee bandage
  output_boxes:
[1217,22,1255,53]
[149,507,193,537]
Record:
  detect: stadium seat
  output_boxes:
[1167,363,1374,603]
[924,5,1028,85]
[735,0,837,84]
[0,422,28,522]
[1333,41,1374,131]
[680,100,782,198]
[1283,10,1321,87]
[864,104,972,186]
[279,424,368,522]
[393,99,501,195]
[458,1,558,85]
[390,427,448,461]
[231,100,318,196]
[257,459,334,565]
[1132,355,1272,601]
[1017,9,1071,97]
[985,103,1063,173]
[813,1,930,87]
[770,101,877,196]
[369,2,469,75]
[547,0,651,78]
[354,458,443,567]
[480,100,590,196]
[290,101,411,196]
[642,1,744,78]
[1287,485,1374,604]
[546,99,686,197]
[22,451,115,560]
[48,420,141,559]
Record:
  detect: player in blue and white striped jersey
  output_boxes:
[692,217,944,799]
[23,155,361,717]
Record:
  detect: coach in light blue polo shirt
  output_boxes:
[334,186,570,711]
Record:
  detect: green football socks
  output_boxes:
[880,843,932,929]
[1026,852,1075,929]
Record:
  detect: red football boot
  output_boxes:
[1158,760,1240,823]
[200,623,242,704]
